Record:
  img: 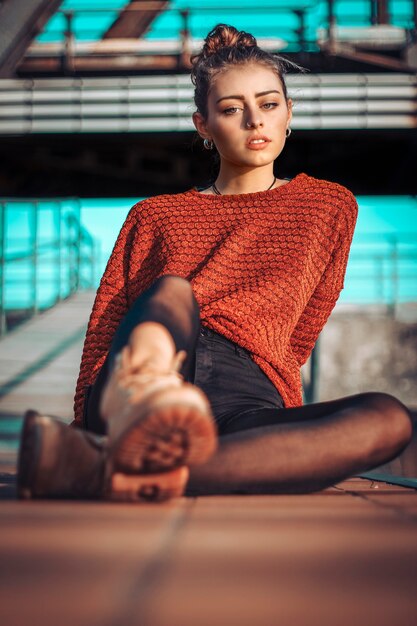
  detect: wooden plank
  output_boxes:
[0,498,190,626]
[133,493,417,626]
[0,287,416,626]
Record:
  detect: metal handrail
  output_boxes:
[342,233,417,309]
[303,230,417,403]
[0,199,96,336]
[34,1,416,54]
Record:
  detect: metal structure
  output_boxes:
[103,0,170,39]
[0,199,96,336]
[0,72,416,135]
[342,233,417,309]
[0,0,64,77]
[7,0,417,75]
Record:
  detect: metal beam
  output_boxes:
[103,1,169,39]
[0,0,63,78]
[327,42,411,71]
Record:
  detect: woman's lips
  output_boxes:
[246,139,271,150]
[246,137,271,150]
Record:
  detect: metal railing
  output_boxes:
[32,1,417,54]
[0,199,96,336]
[302,231,417,403]
[1,72,416,134]
[342,233,417,309]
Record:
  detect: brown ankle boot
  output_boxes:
[100,346,218,475]
[17,410,110,499]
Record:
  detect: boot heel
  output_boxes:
[17,410,44,499]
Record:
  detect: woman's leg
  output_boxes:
[98,274,217,476]
[85,274,201,433]
[18,275,215,501]
[109,274,201,378]
[186,392,413,495]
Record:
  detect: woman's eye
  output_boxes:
[223,107,240,115]
[222,102,278,115]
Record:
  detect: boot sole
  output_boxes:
[110,386,217,474]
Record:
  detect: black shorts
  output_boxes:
[84,324,287,437]
[191,325,285,435]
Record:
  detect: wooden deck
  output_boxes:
[0,291,416,626]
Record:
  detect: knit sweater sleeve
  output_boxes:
[290,192,358,367]
[73,202,143,424]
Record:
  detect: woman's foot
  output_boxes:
[17,410,190,502]
[17,410,109,499]
[100,345,218,475]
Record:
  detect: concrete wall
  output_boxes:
[312,305,417,409]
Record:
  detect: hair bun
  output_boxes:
[201,24,257,59]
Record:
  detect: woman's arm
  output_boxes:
[290,194,358,367]
[73,202,145,425]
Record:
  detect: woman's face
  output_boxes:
[193,62,292,170]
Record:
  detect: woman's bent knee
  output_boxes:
[359,391,413,458]
[153,275,197,304]
[155,275,192,291]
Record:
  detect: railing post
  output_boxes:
[327,0,337,54]
[62,10,75,74]
[376,0,390,25]
[76,198,81,291]
[0,202,6,336]
[371,0,377,25]
[294,9,306,53]
[31,201,39,316]
[390,236,399,315]
[376,254,384,304]
[310,339,320,403]
[56,200,63,302]
[95,239,101,288]
[303,339,320,404]
[179,9,191,69]
[91,238,97,289]
[67,211,73,294]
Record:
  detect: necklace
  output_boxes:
[211,176,277,195]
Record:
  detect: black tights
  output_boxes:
[85,275,200,434]
[86,275,413,495]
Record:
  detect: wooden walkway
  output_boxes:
[0,292,416,626]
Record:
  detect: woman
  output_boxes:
[17,24,412,501]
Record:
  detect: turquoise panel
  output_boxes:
[3,194,416,310]
[37,1,415,50]
[1,200,94,313]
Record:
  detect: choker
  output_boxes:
[212,177,277,195]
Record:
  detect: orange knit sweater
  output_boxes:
[73,172,358,425]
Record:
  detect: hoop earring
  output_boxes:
[203,138,214,150]
[285,127,292,138]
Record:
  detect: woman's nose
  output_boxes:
[245,118,263,129]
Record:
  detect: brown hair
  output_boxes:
[190,23,301,120]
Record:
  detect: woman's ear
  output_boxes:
[192,111,210,140]
[286,99,293,127]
